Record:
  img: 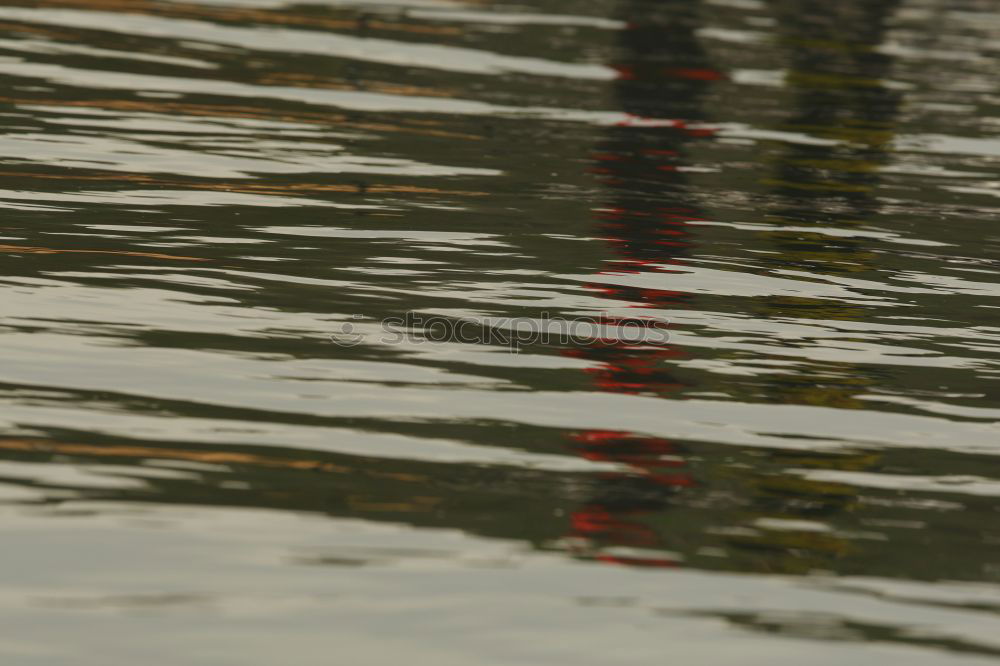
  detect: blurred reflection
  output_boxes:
[720,0,903,574]
[562,0,718,567]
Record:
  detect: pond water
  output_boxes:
[2,0,1000,664]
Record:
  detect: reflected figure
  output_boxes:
[561,0,719,567]
[720,0,903,574]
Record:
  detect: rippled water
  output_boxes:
[2,0,1000,663]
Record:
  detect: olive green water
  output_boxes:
[2,0,1000,663]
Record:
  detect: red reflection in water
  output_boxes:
[562,2,721,568]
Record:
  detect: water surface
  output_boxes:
[2,0,1000,663]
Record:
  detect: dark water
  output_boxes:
[2,0,1000,663]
